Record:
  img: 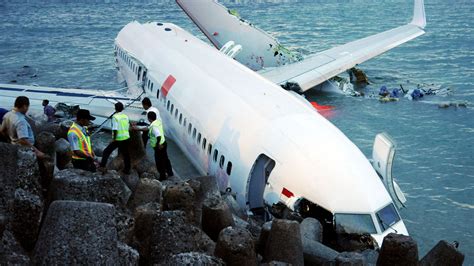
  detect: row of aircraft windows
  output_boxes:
[164,98,233,176]
[115,45,140,76]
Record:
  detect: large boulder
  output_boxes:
[51,168,132,206]
[16,146,42,196]
[201,195,235,241]
[150,210,215,264]
[118,242,139,266]
[166,252,225,265]
[419,240,464,266]
[214,227,257,266]
[121,169,140,191]
[128,178,162,209]
[377,233,418,266]
[264,219,304,266]
[54,138,71,170]
[35,122,68,140]
[116,206,135,244]
[11,188,44,251]
[335,252,366,266]
[0,143,18,214]
[35,131,56,157]
[0,212,6,236]
[300,217,323,243]
[37,157,55,192]
[34,200,119,264]
[133,203,161,265]
[134,158,158,178]
[300,217,339,265]
[162,180,196,222]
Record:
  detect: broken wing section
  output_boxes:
[259,0,426,92]
[176,0,300,71]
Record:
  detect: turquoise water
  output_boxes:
[0,0,472,262]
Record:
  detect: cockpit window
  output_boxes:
[334,213,377,234]
[376,203,400,232]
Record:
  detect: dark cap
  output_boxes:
[77,109,96,121]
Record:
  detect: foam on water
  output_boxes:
[0,0,472,262]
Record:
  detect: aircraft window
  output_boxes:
[197,133,201,144]
[376,203,400,232]
[179,114,182,124]
[202,138,207,150]
[226,162,232,175]
[183,118,187,127]
[151,83,154,91]
[208,144,212,155]
[157,88,160,99]
[175,109,178,119]
[170,104,174,113]
[219,155,225,169]
[334,213,377,234]
[165,28,172,32]
[188,123,192,135]
[167,100,170,111]
[157,22,164,26]
[213,149,218,162]
[192,128,197,139]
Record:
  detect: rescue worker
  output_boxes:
[42,99,56,122]
[140,97,161,146]
[147,111,173,180]
[67,109,96,172]
[99,102,131,174]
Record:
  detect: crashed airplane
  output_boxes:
[0,0,426,245]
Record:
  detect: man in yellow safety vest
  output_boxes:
[147,111,173,180]
[99,102,131,174]
[67,109,96,172]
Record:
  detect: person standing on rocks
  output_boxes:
[0,96,45,158]
[99,102,131,175]
[68,109,97,172]
[147,111,173,180]
[42,99,56,122]
[139,97,161,146]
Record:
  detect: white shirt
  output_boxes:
[146,107,161,120]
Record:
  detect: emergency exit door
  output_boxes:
[248,154,275,210]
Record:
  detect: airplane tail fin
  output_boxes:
[411,0,426,29]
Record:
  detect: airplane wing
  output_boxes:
[177,0,426,92]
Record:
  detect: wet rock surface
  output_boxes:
[34,200,118,264]
[214,226,258,266]
[11,188,44,251]
[51,168,131,206]
[419,240,464,266]
[377,233,418,266]
[150,210,215,264]
[264,219,304,266]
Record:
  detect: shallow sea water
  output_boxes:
[0,0,472,262]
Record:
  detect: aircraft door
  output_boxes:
[247,154,275,211]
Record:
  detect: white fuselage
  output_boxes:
[114,21,408,243]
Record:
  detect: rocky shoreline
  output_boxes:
[0,122,466,265]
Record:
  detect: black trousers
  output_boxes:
[72,158,96,172]
[154,141,173,180]
[142,130,149,147]
[100,139,131,173]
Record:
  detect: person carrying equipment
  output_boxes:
[67,109,96,172]
[147,111,173,180]
[139,97,161,146]
[99,102,131,174]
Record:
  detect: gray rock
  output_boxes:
[335,233,377,252]
[361,249,379,266]
[222,192,246,219]
[301,232,339,265]
[121,169,140,191]
[202,195,235,241]
[261,261,291,266]
[128,130,146,163]
[162,180,196,221]
[51,168,132,206]
[419,240,464,266]
[264,219,304,266]
[301,217,323,243]
[166,252,225,265]
[54,138,71,170]
[194,176,221,200]
[38,157,55,191]
[0,230,31,265]
[140,171,159,180]
[377,233,418,266]
[335,252,365,266]
[134,203,161,265]
[0,143,18,214]
[257,221,272,255]
[118,242,139,266]
[0,212,6,236]
[134,158,158,178]
[11,189,44,251]
[16,146,42,196]
[35,131,56,157]
[116,206,135,244]
[36,122,68,140]
[150,210,215,264]
[34,200,118,264]
[128,178,162,209]
[215,227,257,266]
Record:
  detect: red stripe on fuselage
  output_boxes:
[282,187,294,198]
[161,75,176,97]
